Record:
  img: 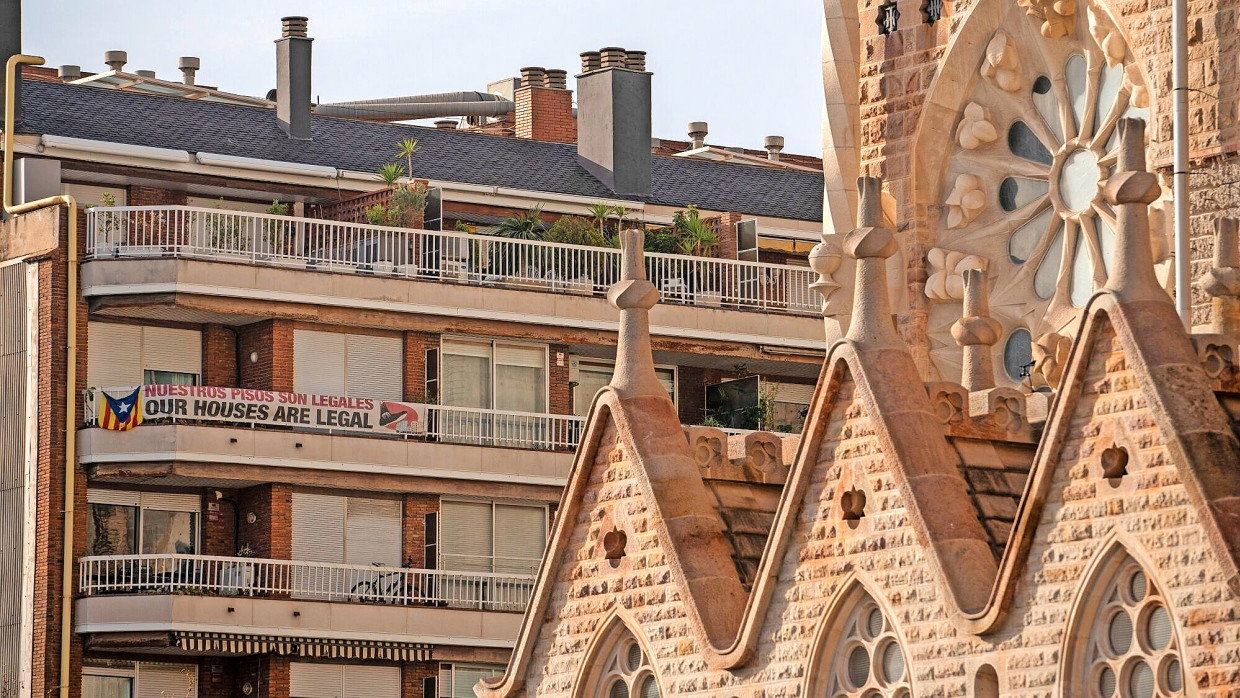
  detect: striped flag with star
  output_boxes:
[98,387,144,431]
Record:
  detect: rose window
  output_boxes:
[816,592,911,698]
[929,1,1157,385]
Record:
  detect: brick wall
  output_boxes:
[402,662,439,698]
[548,343,571,415]
[403,494,440,569]
[403,331,439,402]
[514,86,577,144]
[239,320,294,392]
[203,488,239,557]
[202,324,238,386]
[676,365,706,425]
[128,186,188,206]
[238,484,292,559]
[716,212,743,260]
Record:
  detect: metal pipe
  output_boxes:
[5,53,79,698]
[314,100,514,121]
[1173,0,1191,327]
[320,91,506,107]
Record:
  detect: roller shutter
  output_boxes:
[292,492,347,564]
[344,497,402,567]
[137,662,197,698]
[294,330,346,396]
[141,326,202,377]
[343,666,400,698]
[770,381,815,406]
[345,334,403,401]
[493,504,546,575]
[290,662,343,698]
[439,500,493,572]
[87,323,143,388]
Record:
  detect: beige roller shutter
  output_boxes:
[344,497,402,567]
[439,500,493,572]
[342,666,400,698]
[493,343,544,368]
[294,330,346,396]
[87,489,142,507]
[292,492,346,563]
[141,326,202,377]
[87,322,143,388]
[290,663,343,698]
[494,504,546,575]
[139,492,201,512]
[345,334,403,400]
[770,381,815,406]
[137,662,198,698]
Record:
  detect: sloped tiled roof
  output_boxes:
[18,80,824,222]
[949,437,1036,561]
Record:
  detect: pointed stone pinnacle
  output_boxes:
[951,269,1001,392]
[1200,218,1240,335]
[607,228,665,398]
[1101,118,1165,302]
[844,177,901,346]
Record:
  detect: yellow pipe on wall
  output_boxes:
[4,54,78,698]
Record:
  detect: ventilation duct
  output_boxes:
[315,91,513,122]
[0,0,19,126]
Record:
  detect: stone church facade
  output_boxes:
[472,1,1240,696]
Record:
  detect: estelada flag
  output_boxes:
[99,387,144,431]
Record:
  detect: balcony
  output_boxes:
[85,206,818,314]
[76,554,529,650]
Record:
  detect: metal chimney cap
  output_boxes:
[135,70,157,78]
[178,56,201,70]
[103,50,128,71]
[763,135,785,150]
[688,122,709,137]
[281,16,310,38]
[433,119,458,130]
[57,65,82,80]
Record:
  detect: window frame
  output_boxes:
[436,497,549,574]
[86,490,201,556]
[569,357,677,416]
[438,662,505,698]
[440,337,550,414]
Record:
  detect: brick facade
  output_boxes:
[128,185,188,207]
[202,323,238,386]
[403,493,440,569]
[238,484,292,559]
[514,86,576,144]
[403,330,439,403]
[239,320,294,392]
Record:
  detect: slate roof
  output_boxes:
[949,436,1036,561]
[18,80,824,222]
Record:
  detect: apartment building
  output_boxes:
[0,14,825,698]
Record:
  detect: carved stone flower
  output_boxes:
[956,102,999,150]
[945,174,986,229]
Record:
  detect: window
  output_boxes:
[65,182,128,207]
[438,663,504,698]
[86,490,199,556]
[441,339,547,413]
[1066,553,1184,698]
[570,358,676,417]
[87,323,202,389]
[583,628,660,698]
[811,587,910,697]
[186,196,277,214]
[293,330,404,400]
[291,493,402,567]
[766,381,813,432]
[438,499,547,575]
[289,662,400,698]
[83,662,197,698]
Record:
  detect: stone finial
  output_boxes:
[844,177,901,347]
[606,228,664,398]
[1200,218,1240,335]
[1102,118,1165,302]
[808,239,843,312]
[951,269,1002,391]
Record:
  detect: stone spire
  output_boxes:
[1199,218,1240,335]
[1102,118,1165,302]
[951,269,1001,391]
[844,177,901,347]
[606,228,665,398]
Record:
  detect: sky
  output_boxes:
[23,0,825,156]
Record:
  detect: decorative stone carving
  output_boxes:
[1031,331,1072,390]
[840,487,867,520]
[602,528,628,560]
[1018,0,1077,39]
[951,270,1002,391]
[981,32,1022,92]
[1100,444,1129,478]
[945,174,986,229]
[926,382,968,425]
[808,239,844,307]
[926,248,988,301]
[1088,8,1127,67]
[1199,218,1240,335]
[956,102,999,150]
[1124,63,1149,108]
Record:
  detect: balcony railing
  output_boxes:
[85,205,819,314]
[79,554,537,612]
[83,385,584,451]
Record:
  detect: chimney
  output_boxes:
[580,51,601,73]
[576,46,652,197]
[0,0,19,128]
[178,56,200,86]
[275,16,313,140]
[764,135,785,162]
[135,69,156,79]
[515,65,576,143]
[58,65,81,81]
[434,119,457,130]
[104,50,128,72]
[688,122,708,149]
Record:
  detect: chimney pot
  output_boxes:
[434,119,458,130]
[178,56,201,86]
[281,16,309,38]
[764,135,785,161]
[599,47,627,69]
[688,121,708,149]
[624,50,647,71]
[135,69,156,79]
[58,65,81,81]
[545,69,568,90]
[519,66,547,88]
[104,50,128,72]
[580,51,601,73]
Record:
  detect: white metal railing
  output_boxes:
[79,554,537,612]
[425,404,584,450]
[85,205,819,314]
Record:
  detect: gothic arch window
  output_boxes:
[1065,550,1185,698]
[810,585,912,697]
[921,0,1155,385]
[578,619,662,698]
